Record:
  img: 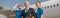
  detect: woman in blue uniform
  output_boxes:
[35,1,43,18]
[15,4,22,18]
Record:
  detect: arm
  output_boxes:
[13,4,18,10]
[37,8,43,18]
[41,9,43,18]
[41,15,43,18]
[37,11,40,18]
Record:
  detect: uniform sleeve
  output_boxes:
[31,8,35,15]
[36,12,40,18]
[15,10,19,18]
[41,9,43,15]
[37,8,43,18]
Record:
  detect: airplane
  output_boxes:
[42,0,60,18]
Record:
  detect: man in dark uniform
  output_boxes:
[22,1,35,18]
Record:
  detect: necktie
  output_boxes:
[25,9,28,13]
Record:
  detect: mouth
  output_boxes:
[0,14,7,18]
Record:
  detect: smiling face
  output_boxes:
[18,4,22,10]
[36,1,41,7]
[25,1,30,8]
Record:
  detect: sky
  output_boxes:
[0,0,47,9]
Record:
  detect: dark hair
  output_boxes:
[36,1,41,4]
[18,5,21,6]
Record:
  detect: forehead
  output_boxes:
[36,2,40,4]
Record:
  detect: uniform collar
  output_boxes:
[26,7,29,10]
[17,9,22,10]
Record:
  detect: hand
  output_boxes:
[41,15,43,18]
[32,16,34,18]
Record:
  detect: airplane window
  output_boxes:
[57,4,59,7]
[47,6,49,8]
[54,5,55,7]
[50,5,52,8]
[45,6,46,9]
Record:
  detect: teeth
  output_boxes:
[0,15,7,18]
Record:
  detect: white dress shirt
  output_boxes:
[25,8,29,13]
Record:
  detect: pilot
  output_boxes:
[34,1,43,18]
[22,1,35,18]
[15,4,22,18]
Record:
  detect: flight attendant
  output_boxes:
[15,4,22,18]
[35,1,43,18]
